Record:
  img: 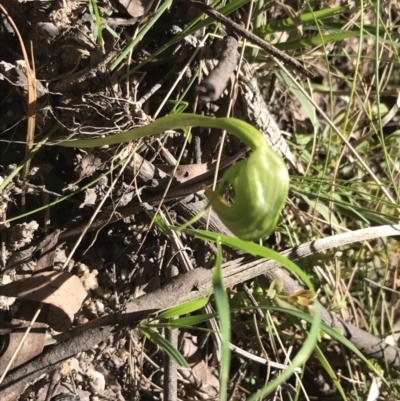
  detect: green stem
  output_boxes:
[57,114,264,150]
[56,113,289,241]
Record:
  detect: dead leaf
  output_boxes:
[0,320,46,374]
[155,163,209,183]
[192,358,219,389]
[0,271,87,332]
[183,350,219,396]
[119,0,153,18]
[0,232,65,376]
[181,334,199,358]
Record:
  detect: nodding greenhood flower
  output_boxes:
[57,113,289,241]
[205,145,289,241]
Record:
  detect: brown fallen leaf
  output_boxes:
[119,0,153,18]
[0,271,87,332]
[155,163,209,184]
[0,320,46,374]
[0,231,65,378]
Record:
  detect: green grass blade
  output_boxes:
[149,313,217,328]
[315,345,347,401]
[274,31,361,51]
[140,323,189,367]
[213,238,231,401]
[158,297,210,319]
[260,6,347,33]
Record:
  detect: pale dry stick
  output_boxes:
[161,209,193,271]
[274,59,399,210]
[205,121,227,232]
[112,263,120,308]
[0,306,42,384]
[338,374,365,385]
[228,367,246,401]
[228,307,317,375]
[156,240,168,280]
[343,258,362,326]
[329,257,347,320]
[141,373,165,394]
[391,264,399,325]
[364,277,400,294]
[62,147,137,269]
[266,309,303,383]
[317,259,344,315]
[228,343,301,373]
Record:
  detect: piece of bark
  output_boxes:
[235,60,305,174]
[196,35,238,102]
